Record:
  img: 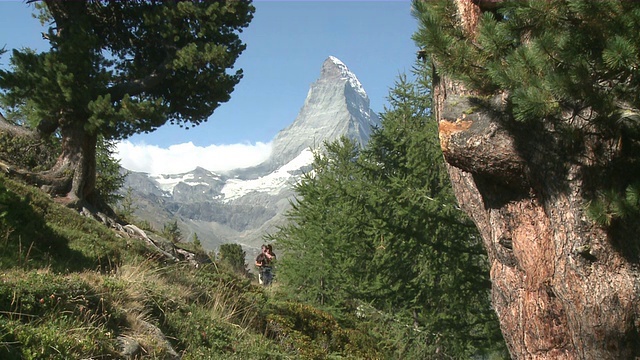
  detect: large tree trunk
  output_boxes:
[0,113,98,209]
[433,1,640,359]
[45,120,98,208]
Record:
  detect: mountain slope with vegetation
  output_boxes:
[0,174,390,359]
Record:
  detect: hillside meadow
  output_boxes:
[0,174,392,359]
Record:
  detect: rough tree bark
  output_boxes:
[0,114,97,209]
[46,120,99,206]
[433,1,640,359]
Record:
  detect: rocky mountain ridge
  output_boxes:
[122,56,381,253]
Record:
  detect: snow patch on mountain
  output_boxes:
[151,173,196,194]
[149,171,222,195]
[220,148,314,202]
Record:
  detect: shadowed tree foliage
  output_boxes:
[0,1,254,211]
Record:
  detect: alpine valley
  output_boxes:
[121,57,381,255]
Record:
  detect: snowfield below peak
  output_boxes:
[220,148,314,202]
[150,173,203,195]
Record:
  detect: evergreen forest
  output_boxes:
[268,61,506,358]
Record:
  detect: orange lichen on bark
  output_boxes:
[438,119,473,153]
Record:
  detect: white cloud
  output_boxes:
[115,140,272,175]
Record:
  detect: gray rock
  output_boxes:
[117,335,141,358]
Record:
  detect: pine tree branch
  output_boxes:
[106,56,173,102]
[0,112,37,139]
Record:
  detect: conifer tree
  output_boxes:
[272,139,372,309]
[271,61,505,357]
[95,137,126,206]
[162,220,182,244]
[192,233,202,249]
[358,62,504,357]
[217,243,247,275]
[0,1,254,210]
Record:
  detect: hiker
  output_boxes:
[255,244,275,285]
[265,244,276,283]
[266,244,276,262]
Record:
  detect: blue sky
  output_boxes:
[1,1,418,174]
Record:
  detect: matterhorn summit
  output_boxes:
[122,57,381,251]
[255,56,381,174]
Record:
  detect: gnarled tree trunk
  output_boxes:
[433,1,640,359]
[0,114,98,209]
[47,119,98,206]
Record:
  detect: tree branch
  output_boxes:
[106,57,173,102]
[0,112,37,139]
[439,94,529,189]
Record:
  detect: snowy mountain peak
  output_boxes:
[123,56,381,252]
[322,56,368,99]
[231,56,380,179]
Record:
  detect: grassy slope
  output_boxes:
[0,174,383,360]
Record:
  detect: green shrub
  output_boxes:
[217,243,249,276]
[0,132,57,172]
[165,304,235,355]
[2,316,115,360]
[0,271,122,359]
[265,301,382,359]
